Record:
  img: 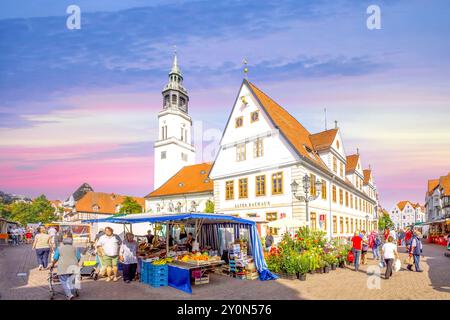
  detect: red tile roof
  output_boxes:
[310,129,338,151]
[76,192,145,214]
[427,179,439,196]
[247,81,327,169]
[363,169,372,185]
[147,162,214,198]
[439,173,450,196]
[346,154,360,173]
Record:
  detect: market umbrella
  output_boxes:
[267,217,306,231]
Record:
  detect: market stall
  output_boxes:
[83,213,277,293]
[425,219,450,246]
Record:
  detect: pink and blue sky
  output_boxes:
[0,0,449,209]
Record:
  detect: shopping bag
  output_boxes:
[394,259,401,272]
[347,250,354,263]
[378,260,386,268]
[404,256,413,266]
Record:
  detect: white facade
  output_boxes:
[210,80,378,239]
[425,174,450,222]
[153,54,196,189]
[390,201,425,229]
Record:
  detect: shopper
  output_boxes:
[11,226,19,246]
[371,233,381,260]
[25,227,33,244]
[32,226,52,270]
[351,232,363,271]
[361,230,369,265]
[407,230,423,272]
[382,236,399,280]
[405,228,413,253]
[119,232,138,283]
[50,233,81,300]
[96,227,122,282]
[265,229,274,252]
[384,228,390,241]
[186,232,194,252]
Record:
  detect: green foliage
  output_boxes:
[378,212,394,230]
[9,195,56,225]
[0,201,12,220]
[204,200,214,213]
[265,252,282,273]
[295,253,310,274]
[119,197,143,214]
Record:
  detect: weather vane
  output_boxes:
[242,58,248,79]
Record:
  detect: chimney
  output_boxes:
[357,148,360,155]
[334,120,338,129]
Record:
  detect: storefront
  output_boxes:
[425,219,450,246]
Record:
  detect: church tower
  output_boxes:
[153,52,196,189]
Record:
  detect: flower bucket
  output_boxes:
[298,273,307,281]
[331,264,337,271]
[323,266,330,273]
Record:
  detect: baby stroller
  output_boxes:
[48,266,79,300]
[79,243,99,281]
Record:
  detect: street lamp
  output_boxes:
[291,174,322,224]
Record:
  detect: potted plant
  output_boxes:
[316,256,324,274]
[279,251,297,280]
[295,253,309,281]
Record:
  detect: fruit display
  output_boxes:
[176,252,221,265]
[152,257,174,265]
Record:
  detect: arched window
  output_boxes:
[164,95,169,107]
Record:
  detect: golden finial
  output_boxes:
[243,58,248,79]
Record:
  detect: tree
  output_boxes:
[378,212,394,230]
[204,200,214,213]
[119,197,143,214]
[9,195,56,225]
[0,200,12,220]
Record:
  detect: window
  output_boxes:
[310,212,317,231]
[181,152,187,161]
[250,111,259,122]
[340,162,344,178]
[256,175,266,196]
[253,138,264,158]
[272,172,283,194]
[181,127,184,141]
[355,219,359,231]
[310,174,317,196]
[266,212,278,235]
[345,218,349,233]
[161,125,168,140]
[235,116,243,128]
[172,94,177,104]
[225,181,234,200]
[339,189,343,205]
[323,214,327,231]
[161,151,166,159]
[336,140,340,149]
[359,199,362,211]
[236,143,246,161]
[321,180,327,200]
[345,191,349,207]
[333,157,337,173]
[164,95,169,107]
[238,178,248,199]
[340,217,344,233]
[350,194,353,209]
[351,218,354,233]
[180,97,186,107]
[333,216,337,234]
[332,185,337,203]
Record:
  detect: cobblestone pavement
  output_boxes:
[0,243,448,300]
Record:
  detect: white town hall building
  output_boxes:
[145,54,379,239]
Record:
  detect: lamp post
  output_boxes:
[290,174,322,226]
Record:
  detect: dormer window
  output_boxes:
[92,205,100,212]
[336,140,340,149]
[200,170,206,175]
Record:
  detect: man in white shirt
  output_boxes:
[97,227,122,282]
[382,236,399,280]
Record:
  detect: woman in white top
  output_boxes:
[32,226,52,270]
[381,236,399,280]
[119,232,138,283]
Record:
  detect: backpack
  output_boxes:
[375,237,381,247]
